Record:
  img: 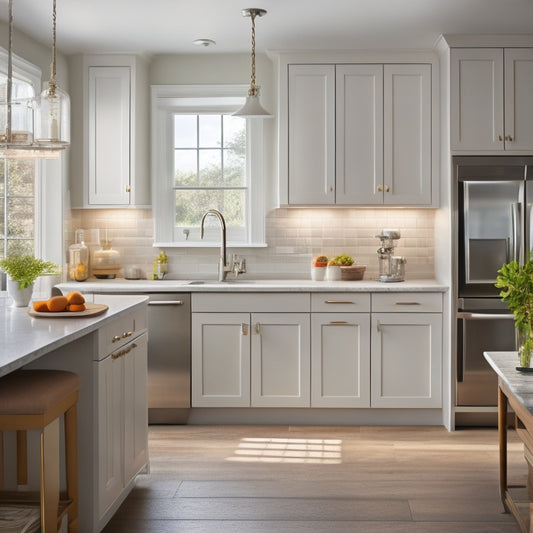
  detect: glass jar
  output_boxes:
[92,240,121,279]
[68,229,89,281]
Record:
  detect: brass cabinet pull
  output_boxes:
[126,185,131,192]
[377,184,383,192]
[241,323,248,336]
[329,321,349,324]
[506,134,514,142]
[498,135,503,141]
[325,300,355,304]
[111,342,137,360]
[376,320,381,332]
[385,185,390,192]
[122,331,133,338]
[112,335,121,343]
[255,322,261,335]
[393,301,421,305]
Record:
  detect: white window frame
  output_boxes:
[151,84,266,247]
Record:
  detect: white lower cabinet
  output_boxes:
[191,311,310,407]
[371,313,442,408]
[311,313,371,407]
[251,313,310,407]
[96,332,148,519]
[191,313,251,407]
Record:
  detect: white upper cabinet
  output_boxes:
[288,65,335,204]
[383,64,432,205]
[70,54,150,208]
[451,47,533,152]
[284,60,434,206]
[336,65,383,205]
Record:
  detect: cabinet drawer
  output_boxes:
[192,292,310,313]
[372,292,442,313]
[96,309,145,360]
[311,293,370,313]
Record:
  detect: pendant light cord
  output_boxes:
[248,10,258,97]
[48,0,57,97]
[6,0,13,142]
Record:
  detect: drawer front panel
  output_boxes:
[372,292,442,313]
[311,293,370,313]
[192,292,310,313]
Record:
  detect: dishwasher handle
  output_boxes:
[456,312,514,320]
[148,300,185,306]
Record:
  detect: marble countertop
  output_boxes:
[484,351,533,413]
[0,294,148,378]
[55,278,448,294]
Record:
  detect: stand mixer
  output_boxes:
[376,229,406,282]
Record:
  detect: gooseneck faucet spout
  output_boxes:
[200,209,230,281]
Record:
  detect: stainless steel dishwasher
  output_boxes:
[95,292,191,423]
[145,293,191,424]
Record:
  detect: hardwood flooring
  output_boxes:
[103,425,525,532]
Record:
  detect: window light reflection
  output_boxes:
[226,437,343,464]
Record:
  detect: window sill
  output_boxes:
[153,242,268,249]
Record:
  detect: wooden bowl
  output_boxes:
[340,265,366,281]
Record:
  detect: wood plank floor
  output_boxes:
[103,425,526,532]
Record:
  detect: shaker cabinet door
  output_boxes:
[288,64,335,205]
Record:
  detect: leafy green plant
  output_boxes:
[0,255,59,289]
[496,257,533,365]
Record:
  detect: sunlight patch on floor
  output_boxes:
[226,437,343,464]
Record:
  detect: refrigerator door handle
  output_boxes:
[511,201,522,263]
[457,318,464,383]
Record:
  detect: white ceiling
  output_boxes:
[3,0,533,56]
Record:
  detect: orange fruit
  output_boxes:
[47,295,68,312]
[66,291,85,305]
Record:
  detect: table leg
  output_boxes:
[499,385,508,510]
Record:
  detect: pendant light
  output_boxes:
[35,0,70,148]
[0,0,65,159]
[233,8,273,119]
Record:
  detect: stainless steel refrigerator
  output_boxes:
[454,156,533,413]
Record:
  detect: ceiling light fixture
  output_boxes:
[193,38,216,47]
[232,8,273,119]
[0,0,68,159]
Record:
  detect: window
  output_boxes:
[0,50,41,262]
[152,85,265,246]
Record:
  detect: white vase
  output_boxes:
[326,265,342,281]
[7,277,34,307]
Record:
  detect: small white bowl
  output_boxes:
[326,265,342,281]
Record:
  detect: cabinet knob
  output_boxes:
[126,185,131,193]
[498,135,503,141]
[241,323,248,336]
[329,186,334,193]
[377,185,383,192]
[112,335,121,343]
[255,323,261,335]
[506,135,514,142]
[385,185,390,193]
[122,331,133,338]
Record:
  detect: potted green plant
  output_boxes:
[0,254,59,307]
[495,257,533,367]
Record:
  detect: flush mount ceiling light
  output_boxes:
[193,38,216,47]
[0,0,69,159]
[232,8,273,119]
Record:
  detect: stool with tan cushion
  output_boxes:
[0,369,81,532]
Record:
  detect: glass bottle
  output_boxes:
[92,239,121,279]
[68,229,89,281]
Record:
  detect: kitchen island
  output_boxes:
[484,351,533,533]
[0,294,149,533]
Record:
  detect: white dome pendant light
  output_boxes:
[35,0,70,148]
[233,8,273,119]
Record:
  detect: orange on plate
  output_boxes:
[66,291,85,305]
[67,303,86,312]
[47,295,68,312]
[32,300,49,312]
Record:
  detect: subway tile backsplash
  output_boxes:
[70,207,435,280]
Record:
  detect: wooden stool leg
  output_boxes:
[41,418,60,533]
[64,405,79,532]
[16,430,27,485]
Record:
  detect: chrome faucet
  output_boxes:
[200,209,232,281]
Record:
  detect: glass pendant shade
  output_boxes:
[35,85,70,146]
[0,98,34,145]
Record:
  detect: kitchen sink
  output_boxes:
[187,279,260,285]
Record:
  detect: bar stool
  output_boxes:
[0,369,81,533]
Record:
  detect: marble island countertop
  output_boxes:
[484,351,533,414]
[0,294,148,378]
[55,277,448,293]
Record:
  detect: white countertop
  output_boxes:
[484,351,533,414]
[55,278,448,293]
[0,294,148,378]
